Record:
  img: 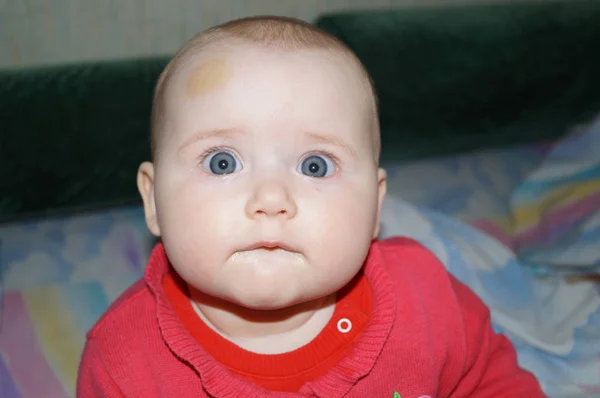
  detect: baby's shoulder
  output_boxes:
[376,236,448,277]
[78,279,187,389]
[85,279,155,342]
[374,237,487,315]
[374,237,462,298]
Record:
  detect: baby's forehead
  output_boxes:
[170,44,364,98]
[159,43,379,158]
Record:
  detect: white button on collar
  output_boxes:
[337,318,352,333]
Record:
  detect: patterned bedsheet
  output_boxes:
[510,114,600,274]
[1,124,600,397]
[0,206,152,398]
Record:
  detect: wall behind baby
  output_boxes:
[0,0,539,68]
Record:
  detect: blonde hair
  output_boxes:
[150,16,380,161]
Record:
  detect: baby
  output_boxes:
[77,16,545,397]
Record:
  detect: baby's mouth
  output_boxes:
[230,241,305,265]
[240,241,298,253]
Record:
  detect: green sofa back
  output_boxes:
[2,1,600,221]
[1,57,168,221]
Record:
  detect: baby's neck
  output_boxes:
[188,287,336,354]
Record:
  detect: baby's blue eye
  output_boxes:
[203,151,242,175]
[298,154,335,178]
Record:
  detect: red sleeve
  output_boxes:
[448,275,547,397]
[76,339,125,398]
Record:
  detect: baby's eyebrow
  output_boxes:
[177,128,358,158]
[305,132,358,159]
[178,128,242,152]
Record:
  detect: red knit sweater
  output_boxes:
[77,237,546,397]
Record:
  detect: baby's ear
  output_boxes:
[137,162,161,237]
[373,168,387,239]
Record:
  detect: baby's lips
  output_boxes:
[239,240,299,253]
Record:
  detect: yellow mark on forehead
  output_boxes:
[185,58,230,97]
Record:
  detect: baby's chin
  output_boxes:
[210,278,339,314]
[225,287,322,312]
[216,256,327,309]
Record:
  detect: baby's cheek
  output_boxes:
[330,184,377,221]
[313,189,376,244]
[158,186,209,238]
[177,194,231,234]
[306,194,374,283]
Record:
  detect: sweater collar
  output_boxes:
[145,241,396,398]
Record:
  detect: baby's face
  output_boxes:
[142,45,386,310]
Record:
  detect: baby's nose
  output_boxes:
[245,179,297,220]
